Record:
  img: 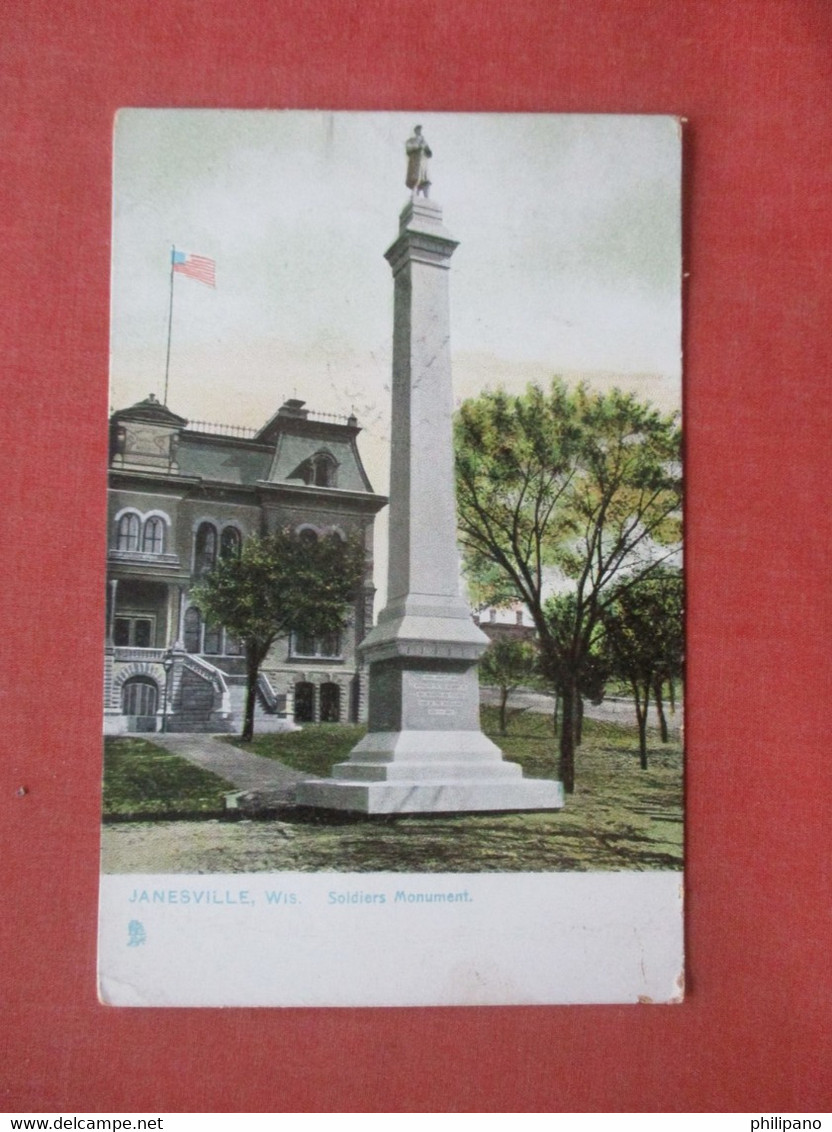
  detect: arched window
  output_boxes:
[220,526,241,559]
[142,517,165,554]
[194,522,217,574]
[203,621,222,655]
[183,606,202,653]
[121,676,158,717]
[298,527,318,546]
[116,513,140,552]
[320,683,341,723]
[294,682,315,723]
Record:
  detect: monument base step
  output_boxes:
[295,776,564,814]
[332,759,523,782]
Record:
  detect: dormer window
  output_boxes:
[301,451,337,488]
[314,454,336,486]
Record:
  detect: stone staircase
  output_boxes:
[165,653,234,733]
[225,676,296,735]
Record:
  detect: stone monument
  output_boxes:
[297,131,564,813]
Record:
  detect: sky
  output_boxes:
[110,110,682,600]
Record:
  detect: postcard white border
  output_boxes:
[99,870,683,1007]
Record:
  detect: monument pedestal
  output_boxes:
[297,186,563,815]
[297,646,564,813]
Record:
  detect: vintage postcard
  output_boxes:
[99,110,683,1006]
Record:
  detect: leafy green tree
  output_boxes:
[600,566,684,767]
[479,636,539,734]
[191,529,366,741]
[455,379,681,793]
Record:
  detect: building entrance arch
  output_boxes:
[121,675,159,731]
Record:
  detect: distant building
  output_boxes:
[105,394,387,734]
[474,604,537,645]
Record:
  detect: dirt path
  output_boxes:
[480,687,683,732]
[152,733,319,803]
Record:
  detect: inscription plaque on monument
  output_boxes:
[412,672,467,717]
[398,667,479,732]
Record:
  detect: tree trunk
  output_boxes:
[553,691,560,735]
[575,695,584,746]
[668,676,676,715]
[653,675,669,743]
[558,678,578,793]
[499,685,509,735]
[633,680,648,769]
[242,652,260,742]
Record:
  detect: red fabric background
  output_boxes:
[1,0,829,1113]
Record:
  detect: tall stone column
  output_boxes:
[106,579,118,645]
[175,584,187,648]
[298,192,563,813]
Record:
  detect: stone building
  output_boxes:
[474,605,537,646]
[104,394,387,734]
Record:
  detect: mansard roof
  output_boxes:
[109,395,379,496]
[175,434,273,485]
[111,393,188,427]
[267,431,369,491]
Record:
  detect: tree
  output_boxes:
[455,379,681,793]
[478,636,539,734]
[540,591,609,745]
[600,566,683,767]
[191,528,366,741]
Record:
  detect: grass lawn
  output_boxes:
[101,709,683,871]
[102,736,236,817]
[239,723,365,777]
[218,706,683,872]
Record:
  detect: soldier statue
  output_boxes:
[405,125,432,198]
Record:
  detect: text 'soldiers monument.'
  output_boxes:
[298,129,564,813]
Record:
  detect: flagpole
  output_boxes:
[163,244,175,405]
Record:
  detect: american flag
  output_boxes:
[172,248,216,287]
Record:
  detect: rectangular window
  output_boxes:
[114,616,155,647]
[291,631,342,659]
[134,619,153,648]
[293,631,317,657]
[224,634,243,656]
